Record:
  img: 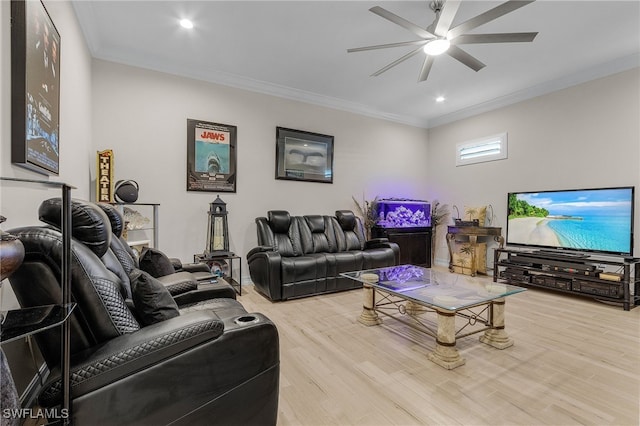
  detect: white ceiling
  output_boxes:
[71,1,640,128]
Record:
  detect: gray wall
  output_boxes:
[91,59,430,273]
[426,68,640,265]
[1,0,93,225]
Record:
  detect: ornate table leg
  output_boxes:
[358,284,382,326]
[468,235,478,277]
[446,233,456,272]
[405,300,426,316]
[427,309,466,369]
[479,298,514,349]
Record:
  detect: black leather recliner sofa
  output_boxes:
[247,210,399,301]
[38,198,237,305]
[8,200,279,425]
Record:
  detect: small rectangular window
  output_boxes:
[456,132,507,166]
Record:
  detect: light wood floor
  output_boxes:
[238,270,640,426]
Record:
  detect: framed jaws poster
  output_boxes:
[186,119,237,193]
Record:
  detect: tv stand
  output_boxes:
[494,248,639,310]
[532,249,589,259]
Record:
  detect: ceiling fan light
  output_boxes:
[423,38,450,56]
[179,19,194,29]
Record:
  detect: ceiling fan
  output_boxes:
[347,0,538,83]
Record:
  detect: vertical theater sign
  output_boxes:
[96,149,114,202]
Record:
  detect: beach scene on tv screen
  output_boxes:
[507,188,633,254]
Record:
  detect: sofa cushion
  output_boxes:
[139,247,176,278]
[305,215,324,233]
[336,210,357,229]
[281,255,327,284]
[264,211,302,257]
[268,210,291,234]
[38,198,112,258]
[129,269,180,326]
[302,215,333,254]
[96,202,125,238]
[332,213,365,251]
[326,251,364,273]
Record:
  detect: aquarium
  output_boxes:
[375,199,431,228]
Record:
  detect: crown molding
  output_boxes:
[426,53,640,129]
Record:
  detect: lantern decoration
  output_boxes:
[205,195,232,257]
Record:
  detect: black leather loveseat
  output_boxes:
[247,210,399,301]
[8,200,279,425]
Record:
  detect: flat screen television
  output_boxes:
[506,186,635,256]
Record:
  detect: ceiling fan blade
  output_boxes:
[371,45,425,77]
[347,40,428,53]
[369,6,435,40]
[418,55,435,82]
[434,0,461,37]
[446,45,485,72]
[448,0,536,39]
[452,32,538,45]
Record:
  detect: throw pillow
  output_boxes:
[463,206,487,226]
[139,247,175,278]
[129,268,180,326]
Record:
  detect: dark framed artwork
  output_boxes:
[275,127,334,184]
[186,119,237,193]
[11,0,61,175]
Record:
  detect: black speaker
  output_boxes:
[114,180,139,203]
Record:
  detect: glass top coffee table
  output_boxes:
[341,265,526,369]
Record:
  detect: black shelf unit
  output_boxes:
[111,202,159,248]
[372,226,432,268]
[193,253,242,296]
[493,248,640,311]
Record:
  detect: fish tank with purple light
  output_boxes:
[375,199,431,228]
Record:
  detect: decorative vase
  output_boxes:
[0,216,25,281]
[0,216,24,426]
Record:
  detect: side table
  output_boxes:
[447,226,504,276]
[194,253,242,295]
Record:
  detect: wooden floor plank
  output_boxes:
[239,269,640,425]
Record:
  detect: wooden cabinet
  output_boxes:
[372,226,432,267]
[446,226,504,276]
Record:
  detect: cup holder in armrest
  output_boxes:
[234,315,259,325]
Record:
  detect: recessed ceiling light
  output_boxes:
[179,19,194,29]
[436,96,445,103]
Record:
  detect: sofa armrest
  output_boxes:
[169,257,183,270]
[39,310,280,425]
[157,271,199,296]
[365,239,401,264]
[39,309,225,406]
[179,262,212,274]
[247,245,275,258]
[365,238,389,246]
[247,249,283,301]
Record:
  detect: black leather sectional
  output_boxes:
[247,210,400,301]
